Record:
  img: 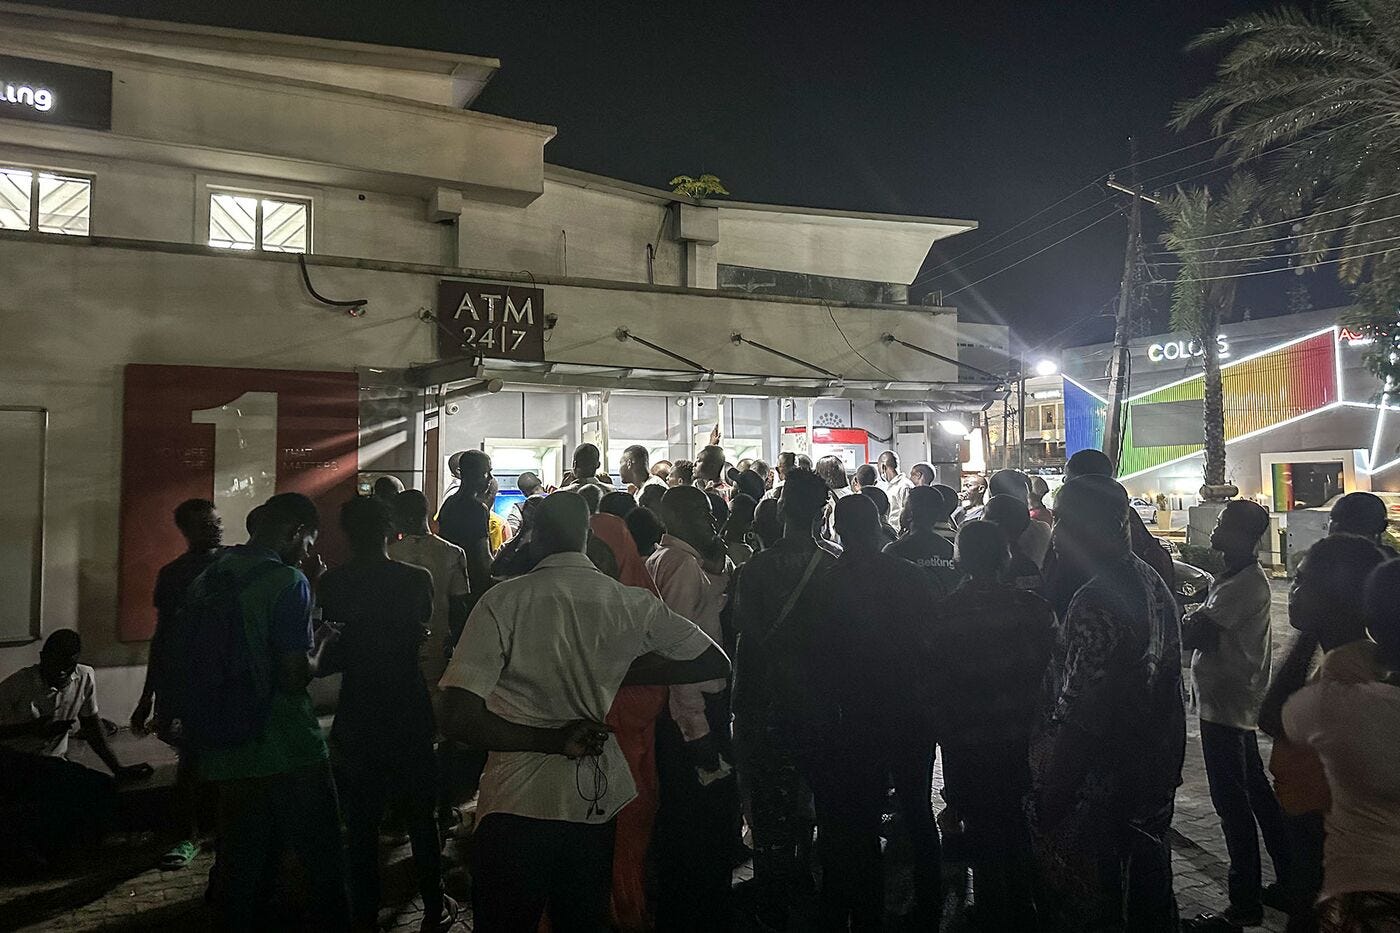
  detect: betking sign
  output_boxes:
[0,55,112,131]
[435,280,546,362]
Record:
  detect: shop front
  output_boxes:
[1057,307,1394,557]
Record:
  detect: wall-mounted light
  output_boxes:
[939,418,969,437]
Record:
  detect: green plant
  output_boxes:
[669,173,730,201]
[1156,174,1271,495]
[1175,0,1400,387]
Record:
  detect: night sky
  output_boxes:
[34,0,1347,349]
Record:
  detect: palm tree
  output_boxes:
[1174,0,1400,382]
[1157,174,1270,498]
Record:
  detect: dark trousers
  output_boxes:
[734,714,811,927]
[0,748,115,858]
[1200,720,1294,912]
[942,741,1038,931]
[804,735,942,932]
[1285,812,1325,933]
[654,692,742,932]
[337,748,443,926]
[214,760,350,932]
[1100,797,1179,933]
[471,812,615,932]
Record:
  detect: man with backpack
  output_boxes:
[177,492,349,931]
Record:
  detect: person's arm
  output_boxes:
[0,717,71,741]
[439,688,608,756]
[77,713,149,780]
[1260,631,1320,739]
[625,645,730,685]
[269,574,316,693]
[625,596,730,685]
[465,538,493,600]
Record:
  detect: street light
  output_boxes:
[1034,358,1059,377]
[939,418,969,437]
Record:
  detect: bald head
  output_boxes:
[532,493,591,557]
[696,445,727,483]
[619,444,650,487]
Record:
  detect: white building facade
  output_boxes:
[0,4,984,706]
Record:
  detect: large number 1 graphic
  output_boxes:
[191,392,278,542]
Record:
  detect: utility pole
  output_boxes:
[1102,138,1159,472]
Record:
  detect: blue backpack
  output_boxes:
[164,557,283,752]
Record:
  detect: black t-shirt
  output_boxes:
[149,548,222,695]
[884,530,960,598]
[816,549,937,736]
[318,558,435,758]
[437,490,490,554]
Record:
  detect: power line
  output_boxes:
[919,114,1386,293]
[1171,191,1400,243]
[1171,243,1400,284]
[912,188,1114,288]
[1152,230,1400,266]
[941,210,1121,300]
[1146,210,1400,258]
[915,182,1102,280]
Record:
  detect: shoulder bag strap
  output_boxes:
[759,548,826,650]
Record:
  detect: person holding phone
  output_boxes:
[0,629,152,868]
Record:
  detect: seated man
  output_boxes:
[0,630,152,867]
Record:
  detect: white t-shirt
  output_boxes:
[441,551,715,824]
[0,663,98,758]
[1284,676,1400,898]
[1191,562,1273,730]
[880,473,915,530]
[389,533,470,682]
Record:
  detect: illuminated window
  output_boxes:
[208,190,309,253]
[0,166,91,235]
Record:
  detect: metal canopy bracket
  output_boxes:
[615,328,712,375]
[730,332,842,380]
[881,333,1005,386]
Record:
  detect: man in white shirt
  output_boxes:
[1182,501,1293,931]
[506,472,545,536]
[619,444,667,499]
[440,492,728,931]
[764,452,797,501]
[877,450,914,532]
[0,629,152,864]
[1282,555,1400,925]
[389,490,472,691]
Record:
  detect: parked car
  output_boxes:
[1173,560,1213,616]
[1131,496,1158,526]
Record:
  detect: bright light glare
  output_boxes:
[939,419,969,436]
[1034,359,1059,376]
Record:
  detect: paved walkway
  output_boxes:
[3,583,1300,932]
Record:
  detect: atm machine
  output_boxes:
[781,427,871,470]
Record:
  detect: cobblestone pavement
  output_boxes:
[3,582,1300,932]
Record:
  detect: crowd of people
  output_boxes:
[3,439,1399,933]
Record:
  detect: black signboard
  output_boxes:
[436,281,546,362]
[0,55,113,131]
